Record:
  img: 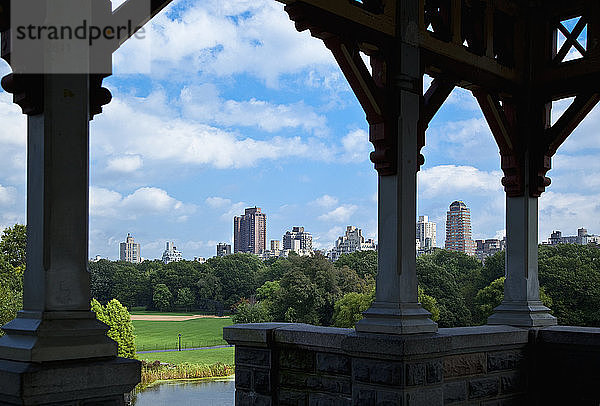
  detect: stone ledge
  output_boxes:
[0,357,140,405]
[223,323,294,347]
[537,326,600,347]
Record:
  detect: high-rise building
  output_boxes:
[329,226,376,261]
[416,215,437,254]
[445,201,476,256]
[282,226,313,253]
[234,207,267,254]
[216,243,231,257]
[119,233,141,263]
[271,240,280,252]
[162,241,183,264]
[475,238,505,262]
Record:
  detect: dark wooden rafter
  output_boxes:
[419,78,456,166]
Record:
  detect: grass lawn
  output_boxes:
[139,347,235,365]
[131,311,205,316]
[133,317,233,351]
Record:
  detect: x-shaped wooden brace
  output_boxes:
[554,17,588,63]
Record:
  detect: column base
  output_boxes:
[0,311,117,362]
[355,301,438,335]
[0,356,140,405]
[487,301,557,327]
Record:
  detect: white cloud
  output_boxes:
[206,196,231,208]
[106,155,143,172]
[313,194,338,208]
[90,186,194,219]
[341,129,371,162]
[114,0,335,86]
[92,95,334,170]
[318,205,358,223]
[540,191,600,242]
[418,165,502,198]
[180,85,327,134]
[0,184,17,206]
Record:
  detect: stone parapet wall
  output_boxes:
[225,324,534,405]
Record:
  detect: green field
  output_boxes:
[131,311,205,316]
[133,317,233,351]
[139,347,234,365]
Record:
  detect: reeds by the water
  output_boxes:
[139,360,235,387]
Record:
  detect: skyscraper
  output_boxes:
[445,201,476,256]
[162,241,183,264]
[416,215,437,250]
[282,226,313,253]
[234,207,267,254]
[119,233,141,263]
[217,243,232,257]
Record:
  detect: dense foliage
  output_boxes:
[0,225,25,336]
[91,298,136,358]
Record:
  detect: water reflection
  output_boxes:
[133,377,235,406]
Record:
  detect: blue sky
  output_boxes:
[0,1,598,260]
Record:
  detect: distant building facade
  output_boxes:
[475,238,506,262]
[329,226,376,261]
[545,228,600,246]
[162,241,183,264]
[217,243,232,257]
[271,240,280,252]
[416,215,436,255]
[283,226,313,254]
[234,207,267,254]
[445,201,476,256]
[119,233,141,263]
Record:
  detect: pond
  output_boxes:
[133,377,235,406]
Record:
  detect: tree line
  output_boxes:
[3,223,600,333]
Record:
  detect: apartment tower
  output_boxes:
[416,215,437,250]
[445,201,476,256]
[234,207,267,254]
[119,233,141,263]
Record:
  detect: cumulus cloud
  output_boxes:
[114,0,334,86]
[340,129,371,162]
[92,95,333,170]
[106,155,143,172]
[0,184,17,206]
[180,84,328,134]
[206,196,232,208]
[313,194,338,208]
[539,191,600,241]
[318,205,358,223]
[419,165,502,198]
[90,186,194,219]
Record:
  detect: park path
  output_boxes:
[130,315,228,321]
[137,344,233,354]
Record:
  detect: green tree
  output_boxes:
[474,276,553,324]
[91,298,136,358]
[175,287,195,312]
[231,300,272,324]
[152,283,173,312]
[334,250,378,278]
[0,224,26,268]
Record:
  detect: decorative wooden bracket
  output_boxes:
[419,77,456,168]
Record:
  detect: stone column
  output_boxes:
[0,73,140,404]
[488,159,556,327]
[355,40,437,335]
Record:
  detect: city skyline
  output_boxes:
[1,1,598,261]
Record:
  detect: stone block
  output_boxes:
[255,370,271,394]
[469,377,499,399]
[426,361,443,384]
[405,387,443,406]
[353,359,403,386]
[443,353,486,378]
[316,353,351,375]
[443,381,467,403]
[309,393,352,406]
[500,372,523,394]
[487,351,523,372]
[236,391,273,406]
[377,390,403,405]
[306,375,351,395]
[353,388,376,406]
[280,371,309,389]
[279,389,308,406]
[406,363,425,386]
[280,348,315,371]
[236,347,271,367]
[235,367,252,390]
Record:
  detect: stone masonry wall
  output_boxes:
[225,324,533,406]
